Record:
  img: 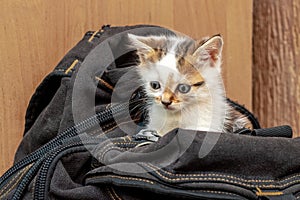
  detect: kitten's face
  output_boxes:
[139,54,210,112]
[128,34,223,113]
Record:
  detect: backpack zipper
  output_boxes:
[32,130,157,199]
[0,24,115,188]
[33,143,90,200]
[0,102,129,188]
[11,138,97,200]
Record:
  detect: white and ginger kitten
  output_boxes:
[128,33,249,136]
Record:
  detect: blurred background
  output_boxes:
[0,0,299,174]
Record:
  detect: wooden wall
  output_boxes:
[0,0,253,175]
[253,0,300,136]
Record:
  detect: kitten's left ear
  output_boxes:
[127,34,154,54]
[193,35,223,69]
[128,34,166,63]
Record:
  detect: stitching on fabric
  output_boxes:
[86,119,300,190]
[196,190,240,197]
[99,143,123,161]
[145,164,278,189]
[146,163,300,188]
[99,142,136,161]
[0,164,33,198]
[277,179,300,189]
[110,187,122,200]
[93,148,300,189]
[65,59,79,74]
[149,163,300,189]
[95,76,114,90]
[146,163,273,183]
[114,142,137,145]
[91,175,154,185]
[88,30,99,42]
[106,187,117,200]
[279,174,300,183]
[89,129,300,190]
[97,132,141,161]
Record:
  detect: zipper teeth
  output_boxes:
[11,140,87,200]
[34,140,95,200]
[10,156,45,200]
[0,102,129,187]
[11,141,82,199]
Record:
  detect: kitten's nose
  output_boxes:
[161,101,172,107]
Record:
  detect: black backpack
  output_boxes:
[0,25,298,200]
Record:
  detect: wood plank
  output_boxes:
[174,0,253,110]
[253,0,300,136]
[0,0,49,176]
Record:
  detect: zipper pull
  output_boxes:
[132,129,160,142]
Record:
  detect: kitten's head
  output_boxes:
[128,33,224,113]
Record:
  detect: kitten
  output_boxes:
[128,33,249,136]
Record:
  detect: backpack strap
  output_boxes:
[237,125,293,138]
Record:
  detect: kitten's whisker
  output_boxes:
[129,104,146,113]
[130,101,147,111]
[129,98,149,105]
[129,105,145,113]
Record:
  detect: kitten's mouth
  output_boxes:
[162,105,177,111]
[153,99,178,111]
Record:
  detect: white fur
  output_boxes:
[157,53,178,73]
[144,65,227,136]
[130,34,230,136]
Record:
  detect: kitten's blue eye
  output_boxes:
[177,84,191,93]
[150,81,161,90]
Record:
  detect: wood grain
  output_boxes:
[174,0,253,109]
[253,0,300,136]
[0,0,253,175]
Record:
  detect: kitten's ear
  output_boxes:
[193,35,223,69]
[127,34,154,54]
[127,34,155,63]
[127,34,165,63]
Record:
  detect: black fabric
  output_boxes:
[0,25,298,200]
